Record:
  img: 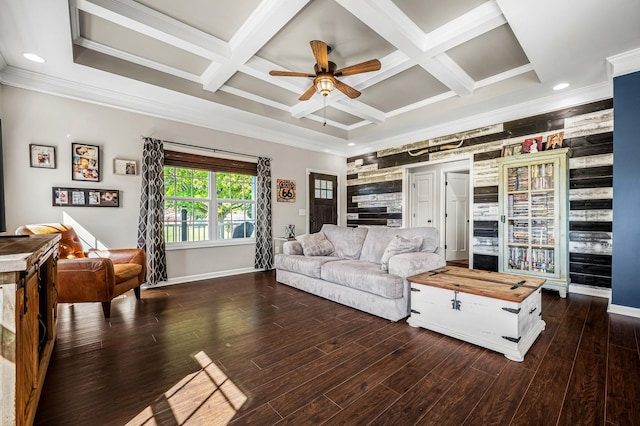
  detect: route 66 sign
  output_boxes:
[277,179,296,202]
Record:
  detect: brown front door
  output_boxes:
[309,172,338,233]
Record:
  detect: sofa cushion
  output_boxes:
[275,254,340,278]
[296,232,334,256]
[320,224,368,260]
[380,235,423,271]
[359,226,440,263]
[320,260,404,299]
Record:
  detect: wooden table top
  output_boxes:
[408,266,546,303]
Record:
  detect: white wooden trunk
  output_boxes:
[407,282,545,362]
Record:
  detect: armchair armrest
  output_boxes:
[57,258,116,302]
[388,251,446,279]
[88,248,145,266]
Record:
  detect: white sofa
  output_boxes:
[275,224,446,321]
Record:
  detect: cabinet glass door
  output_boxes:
[505,162,556,274]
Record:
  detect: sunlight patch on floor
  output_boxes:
[126,350,247,425]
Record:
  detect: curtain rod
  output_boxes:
[140,136,269,160]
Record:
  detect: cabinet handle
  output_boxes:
[411,309,421,315]
[529,307,537,314]
[411,287,421,292]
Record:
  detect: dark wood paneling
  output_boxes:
[569,253,612,265]
[346,219,389,226]
[347,207,388,213]
[474,150,502,162]
[570,200,613,210]
[473,254,498,271]
[569,176,613,189]
[570,274,612,288]
[346,152,379,165]
[570,263,612,276]
[347,180,402,196]
[569,221,612,232]
[473,220,498,238]
[356,212,402,220]
[570,166,613,179]
[473,185,499,203]
[566,132,613,157]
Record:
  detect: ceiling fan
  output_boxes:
[269,40,381,101]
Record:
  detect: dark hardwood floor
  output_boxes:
[35,270,640,425]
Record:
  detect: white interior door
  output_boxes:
[411,171,436,228]
[445,172,469,261]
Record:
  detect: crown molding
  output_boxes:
[607,48,640,78]
[0,65,350,157]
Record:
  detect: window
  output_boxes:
[163,151,257,244]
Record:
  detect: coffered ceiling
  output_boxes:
[1,0,639,156]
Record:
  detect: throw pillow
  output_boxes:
[296,232,334,256]
[380,235,423,271]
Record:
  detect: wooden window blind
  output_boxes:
[164,150,257,175]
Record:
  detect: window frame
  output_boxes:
[163,150,258,249]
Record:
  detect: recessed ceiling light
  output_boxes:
[23,53,45,63]
[553,82,570,91]
[347,142,355,146]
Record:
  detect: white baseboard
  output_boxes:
[568,283,611,299]
[607,302,640,319]
[141,267,263,288]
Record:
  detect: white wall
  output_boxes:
[0,85,346,281]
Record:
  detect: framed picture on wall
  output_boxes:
[72,143,100,182]
[30,144,56,168]
[52,187,120,207]
[113,158,138,176]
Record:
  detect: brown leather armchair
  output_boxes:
[16,223,146,318]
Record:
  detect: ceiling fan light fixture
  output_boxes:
[315,76,335,96]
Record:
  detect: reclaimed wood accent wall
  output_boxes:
[346,99,614,289]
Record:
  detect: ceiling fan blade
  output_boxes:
[334,79,361,99]
[310,40,329,72]
[334,59,381,77]
[298,85,317,101]
[269,70,315,77]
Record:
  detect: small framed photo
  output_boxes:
[54,189,68,205]
[30,144,56,169]
[502,143,523,157]
[113,158,138,176]
[72,143,100,182]
[545,131,565,150]
[523,136,543,153]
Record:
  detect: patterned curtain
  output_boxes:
[255,157,273,269]
[137,138,168,285]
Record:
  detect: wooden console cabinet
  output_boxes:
[0,234,60,425]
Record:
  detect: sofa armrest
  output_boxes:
[283,241,303,255]
[387,251,446,279]
[57,258,116,302]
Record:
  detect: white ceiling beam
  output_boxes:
[75,0,229,60]
[241,56,312,95]
[423,1,507,55]
[332,100,386,124]
[201,0,311,92]
[337,0,507,98]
